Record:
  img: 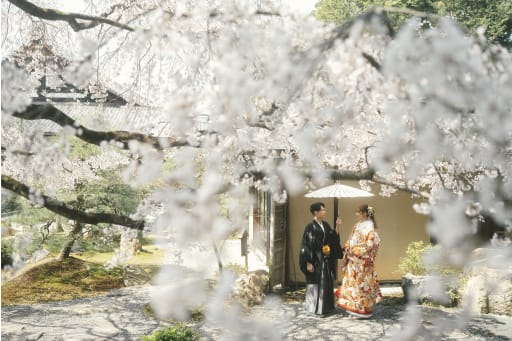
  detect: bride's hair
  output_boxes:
[357,204,377,229]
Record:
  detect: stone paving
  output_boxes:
[2,284,511,340]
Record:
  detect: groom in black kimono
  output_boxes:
[299,202,343,316]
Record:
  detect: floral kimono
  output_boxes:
[335,220,382,318]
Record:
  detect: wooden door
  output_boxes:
[269,202,287,288]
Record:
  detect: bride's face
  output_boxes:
[355,208,367,221]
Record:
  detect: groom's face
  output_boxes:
[315,206,327,221]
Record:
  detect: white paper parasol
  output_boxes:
[305,183,374,223]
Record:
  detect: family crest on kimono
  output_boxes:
[335,204,382,318]
[299,202,344,316]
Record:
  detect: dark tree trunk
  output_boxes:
[57,221,82,260]
[56,218,64,232]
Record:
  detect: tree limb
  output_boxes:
[1,146,35,157]
[13,104,194,150]
[372,176,430,199]
[319,168,430,199]
[1,174,145,230]
[261,103,279,116]
[434,164,448,190]
[362,52,381,72]
[328,168,376,181]
[246,121,272,130]
[376,6,443,22]
[326,165,430,199]
[320,9,395,52]
[8,0,135,32]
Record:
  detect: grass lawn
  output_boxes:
[74,243,165,273]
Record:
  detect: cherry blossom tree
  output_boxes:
[2,0,511,338]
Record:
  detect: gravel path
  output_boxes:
[2,285,511,340]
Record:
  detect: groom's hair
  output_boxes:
[310,202,325,215]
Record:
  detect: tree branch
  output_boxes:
[246,122,272,130]
[13,104,194,150]
[246,168,376,183]
[1,175,145,230]
[376,6,443,22]
[261,103,279,116]
[434,164,448,190]
[361,52,381,72]
[328,168,376,181]
[320,9,395,52]
[8,0,135,32]
[372,176,430,199]
[375,6,474,38]
[1,146,35,157]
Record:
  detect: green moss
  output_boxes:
[1,257,124,305]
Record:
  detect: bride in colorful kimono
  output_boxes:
[335,204,382,318]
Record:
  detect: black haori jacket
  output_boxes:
[299,220,343,284]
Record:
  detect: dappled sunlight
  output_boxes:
[1,0,511,339]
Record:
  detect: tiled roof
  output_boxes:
[24,103,175,137]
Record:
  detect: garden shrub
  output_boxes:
[397,240,431,276]
[142,323,199,341]
[398,240,465,306]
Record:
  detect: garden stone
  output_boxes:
[463,271,512,316]
[401,273,455,306]
[401,273,430,303]
[123,264,151,286]
[462,248,512,316]
[233,269,270,307]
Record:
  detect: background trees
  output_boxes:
[314,0,512,47]
[2,0,511,338]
